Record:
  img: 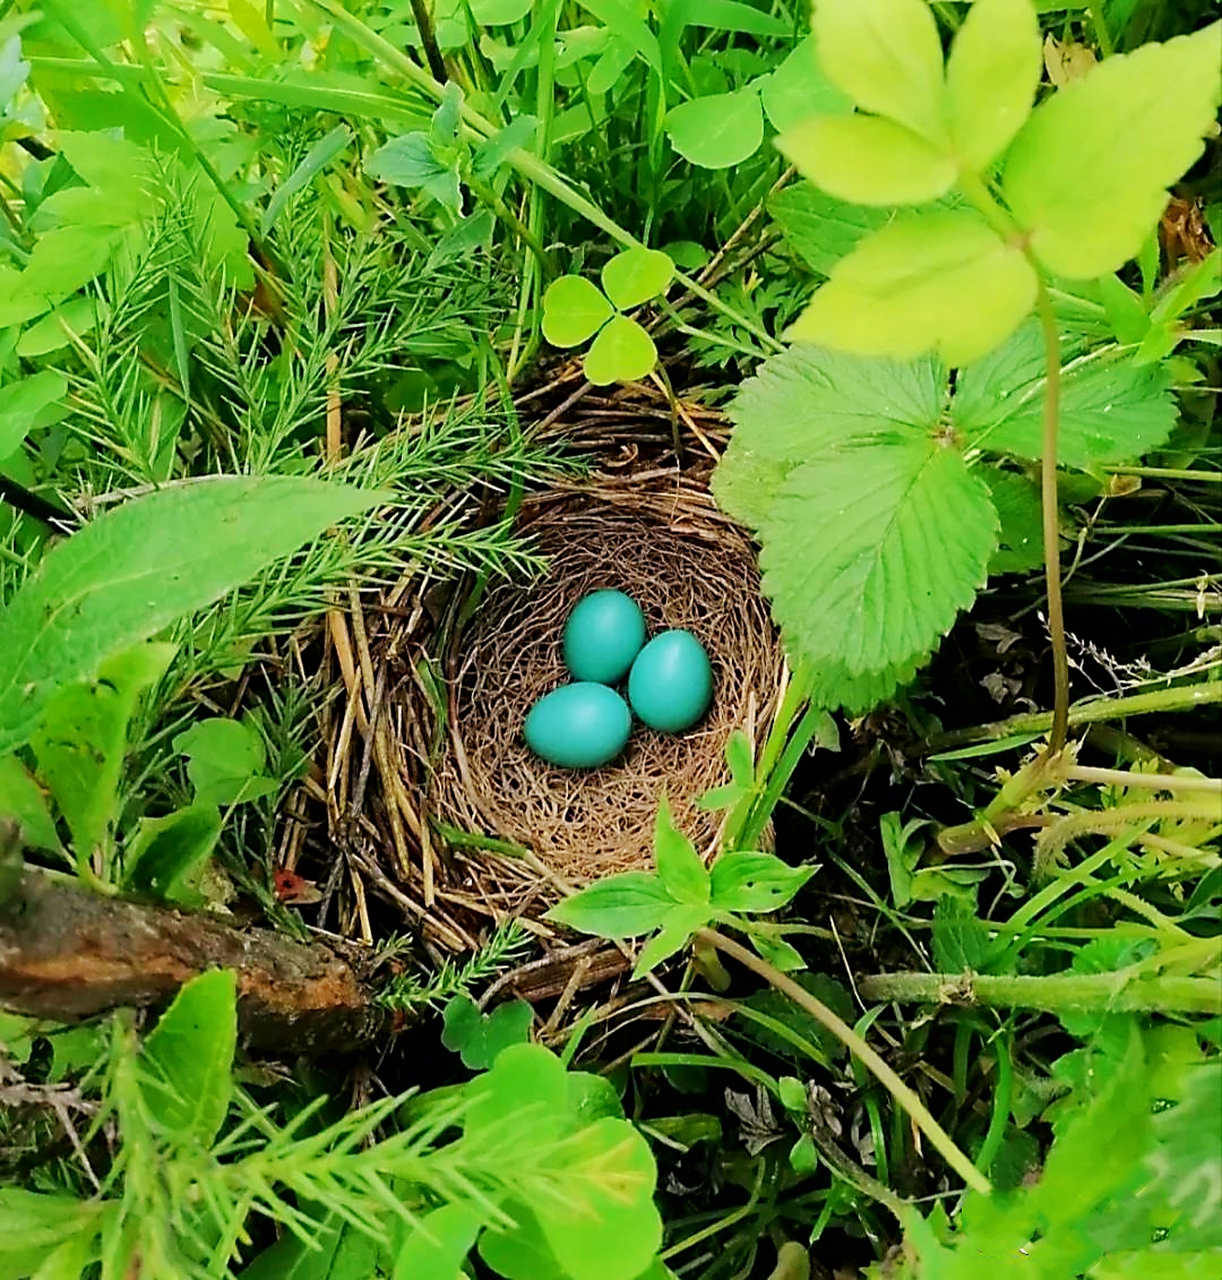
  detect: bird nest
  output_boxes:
[293,390,785,952]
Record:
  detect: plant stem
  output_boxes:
[408,0,448,84]
[924,681,1222,752]
[696,927,992,1197]
[1033,277,1070,754]
[859,970,1221,1016]
[1087,1,1115,55]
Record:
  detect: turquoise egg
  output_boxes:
[562,589,647,685]
[524,682,632,768]
[628,630,714,733]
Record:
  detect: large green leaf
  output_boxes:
[1002,23,1222,278]
[0,476,380,754]
[756,440,996,674]
[812,0,947,142]
[653,798,709,906]
[666,88,763,169]
[546,871,677,938]
[600,248,674,310]
[141,968,236,1148]
[945,0,1041,171]
[0,370,68,460]
[788,212,1038,367]
[714,343,945,531]
[0,754,61,853]
[30,643,175,859]
[778,115,955,206]
[121,806,223,905]
[391,1205,485,1280]
[952,322,1178,467]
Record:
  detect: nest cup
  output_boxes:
[429,477,784,893]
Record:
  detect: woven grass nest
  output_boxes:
[309,393,785,950]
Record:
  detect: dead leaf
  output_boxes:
[1044,34,1096,86]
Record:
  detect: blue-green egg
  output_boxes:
[628,630,714,733]
[562,589,647,685]
[524,682,632,768]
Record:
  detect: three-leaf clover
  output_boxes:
[541,247,675,385]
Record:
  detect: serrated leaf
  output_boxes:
[760,36,854,132]
[931,895,989,971]
[541,275,614,347]
[813,0,948,143]
[1002,24,1222,278]
[666,88,763,170]
[710,853,815,913]
[600,248,673,311]
[0,478,379,755]
[953,322,1178,466]
[768,183,896,278]
[788,212,1038,367]
[804,652,924,716]
[546,871,676,938]
[654,798,710,906]
[778,115,956,206]
[141,969,236,1147]
[982,470,1045,575]
[714,343,945,531]
[756,440,996,674]
[583,314,656,385]
[946,0,1041,171]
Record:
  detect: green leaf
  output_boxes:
[121,806,223,905]
[365,131,448,187]
[952,322,1178,466]
[653,798,710,906]
[945,0,1041,172]
[0,36,30,110]
[767,183,896,279]
[715,343,945,531]
[471,0,533,23]
[535,1117,662,1280]
[600,248,674,311]
[0,476,380,754]
[778,115,955,206]
[666,88,763,169]
[931,895,989,971]
[788,212,1038,366]
[546,871,677,938]
[0,1191,99,1268]
[1002,23,1222,278]
[1143,1063,1222,1250]
[173,717,276,807]
[13,225,117,301]
[0,371,68,460]
[541,275,615,347]
[710,853,816,913]
[30,643,175,859]
[756,440,996,675]
[441,994,533,1070]
[16,297,107,358]
[760,36,854,132]
[812,0,948,142]
[463,1042,570,1142]
[0,754,61,853]
[632,906,708,979]
[982,470,1045,575]
[748,931,805,972]
[1097,272,1151,345]
[583,315,657,385]
[239,1215,380,1280]
[478,1202,568,1280]
[472,113,538,176]
[261,124,352,235]
[31,1231,96,1280]
[141,968,236,1148]
[391,1204,484,1280]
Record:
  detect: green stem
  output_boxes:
[1104,465,1221,482]
[697,927,992,1197]
[974,1031,1013,1178]
[1087,1,1115,56]
[466,175,551,274]
[923,681,1221,753]
[1033,277,1070,754]
[858,970,1221,1017]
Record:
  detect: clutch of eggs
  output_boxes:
[524,590,714,769]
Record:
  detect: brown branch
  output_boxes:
[0,870,391,1054]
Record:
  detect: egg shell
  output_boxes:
[562,590,647,685]
[524,682,633,768]
[628,630,714,733]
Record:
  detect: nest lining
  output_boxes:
[428,482,784,885]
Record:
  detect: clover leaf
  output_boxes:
[541,247,674,385]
